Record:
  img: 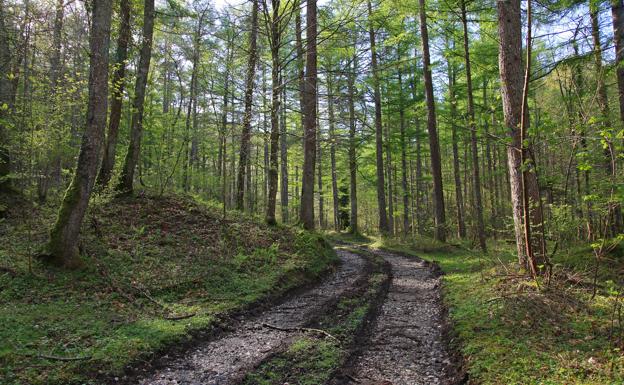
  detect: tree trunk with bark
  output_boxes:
[327,71,340,230]
[0,0,13,192]
[461,0,487,251]
[447,57,466,239]
[118,0,155,194]
[266,0,282,225]
[348,49,358,234]
[367,0,389,234]
[419,0,446,241]
[97,0,131,188]
[47,0,113,267]
[497,0,543,268]
[398,69,410,236]
[300,0,317,229]
[236,0,258,210]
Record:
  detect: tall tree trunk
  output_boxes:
[367,0,389,234]
[295,0,305,150]
[385,121,394,235]
[317,120,324,228]
[497,0,542,268]
[348,50,358,234]
[592,3,623,234]
[461,0,487,251]
[612,0,624,129]
[448,58,466,239]
[300,0,317,229]
[97,0,131,188]
[419,0,446,241]
[0,0,12,192]
[266,0,282,225]
[398,69,410,237]
[280,72,289,222]
[118,0,155,193]
[49,0,64,89]
[236,0,258,210]
[47,0,112,267]
[328,71,340,231]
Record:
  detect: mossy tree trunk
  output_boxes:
[47,0,113,268]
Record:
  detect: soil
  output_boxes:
[134,249,367,385]
[125,245,465,385]
[331,248,465,385]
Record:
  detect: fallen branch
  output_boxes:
[37,353,92,362]
[261,323,341,344]
[345,373,361,383]
[164,312,196,321]
[16,352,92,362]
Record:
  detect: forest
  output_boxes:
[0,0,623,383]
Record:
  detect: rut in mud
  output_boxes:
[133,249,366,385]
[334,248,464,385]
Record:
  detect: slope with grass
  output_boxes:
[0,195,337,385]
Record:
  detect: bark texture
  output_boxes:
[47,0,112,267]
[419,0,446,241]
[367,0,389,234]
[236,0,258,210]
[118,0,155,193]
[300,0,317,229]
[97,0,131,188]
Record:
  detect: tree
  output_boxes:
[0,0,13,192]
[461,0,486,251]
[419,0,446,241]
[237,0,259,211]
[300,0,318,229]
[264,0,283,225]
[497,0,542,270]
[367,0,389,234]
[46,0,113,267]
[118,0,155,194]
[348,35,359,234]
[97,0,131,188]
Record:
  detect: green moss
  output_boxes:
[0,195,337,385]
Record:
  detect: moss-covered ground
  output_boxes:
[0,194,337,385]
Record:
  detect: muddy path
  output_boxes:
[332,248,465,385]
[133,249,367,385]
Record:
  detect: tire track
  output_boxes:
[135,249,366,385]
[336,248,464,385]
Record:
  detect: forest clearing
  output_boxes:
[1,0,623,383]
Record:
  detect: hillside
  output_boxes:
[0,195,336,384]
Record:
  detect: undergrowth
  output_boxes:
[365,235,624,385]
[0,194,337,385]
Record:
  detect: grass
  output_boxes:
[0,194,337,385]
[365,235,624,385]
[326,231,624,384]
[241,246,389,385]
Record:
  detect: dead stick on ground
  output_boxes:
[16,352,92,362]
[164,312,196,321]
[261,323,341,344]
